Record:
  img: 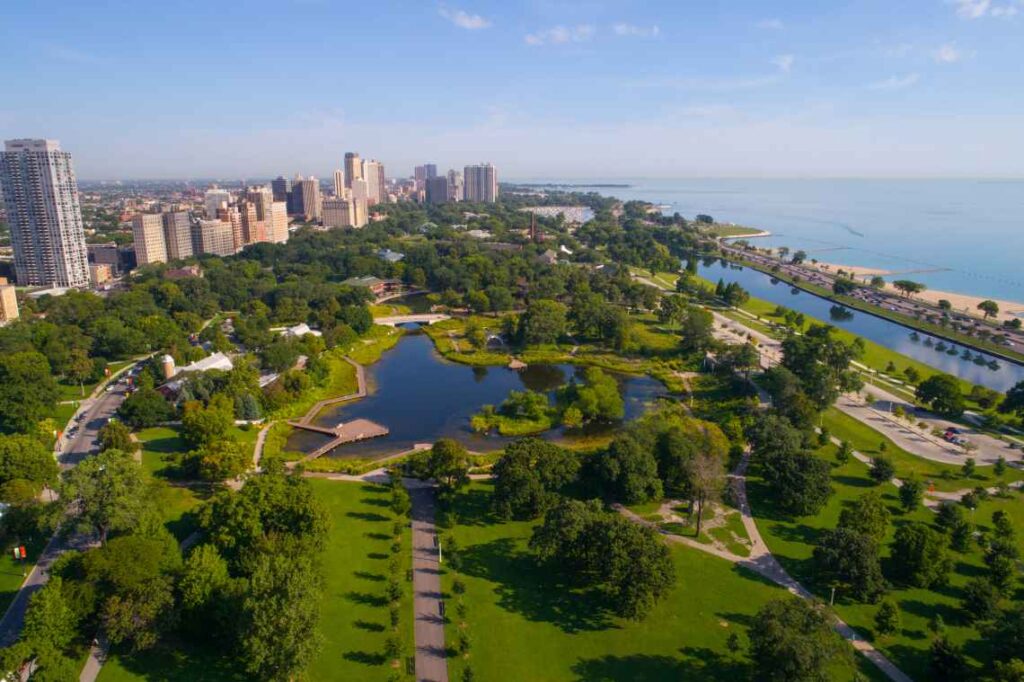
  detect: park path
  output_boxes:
[617,450,912,682]
[406,484,449,682]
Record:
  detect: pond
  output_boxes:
[286,329,669,459]
[697,259,1024,392]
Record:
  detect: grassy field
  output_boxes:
[439,481,878,681]
[746,442,1006,680]
[307,479,415,681]
[822,407,1024,492]
[705,224,766,238]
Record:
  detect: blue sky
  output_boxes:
[1,0,1022,179]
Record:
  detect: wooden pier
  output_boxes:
[289,418,390,460]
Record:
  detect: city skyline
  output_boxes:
[2,1,1023,179]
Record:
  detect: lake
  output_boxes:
[286,329,668,459]
[697,259,1024,392]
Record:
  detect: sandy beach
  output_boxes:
[810,261,1024,322]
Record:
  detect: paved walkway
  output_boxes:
[407,485,449,682]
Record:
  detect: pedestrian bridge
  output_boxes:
[374,314,451,326]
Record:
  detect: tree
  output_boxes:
[561,367,624,422]
[874,600,901,637]
[181,393,234,448]
[836,440,853,465]
[188,438,250,480]
[678,305,714,353]
[426,439,470,491]
[892,280,926,298]
[492,439,579,520]
[978,300,1000,320]
[838,491,891,544]
[780,325,862,407]
[66,348,95,397]
[117,386,175,428]
[98,420,135,454]
[594,432,663,504]
[937,503,973,552]
[916,374,965,418]
[21,577,78,657]
[60,448,149,545]
[961,458,976,479]
[0,351,59,433]
[1002,381,1024,418]
[687,450,726,537]
[890,523,952,588]
[761,450,833,516]
[0,433,59,498]
[928,635,968,681]
[960,577,1000,623]
[239,548,323,681]
[748,597,851,682]
[812,527,886,602]
[992,660,1024,682]
[518,299,567,346]
[898,477,924,512]
[869,456,895,484]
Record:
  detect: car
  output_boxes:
[945,427,962,435]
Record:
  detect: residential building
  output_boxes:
[362,159,386,205]
[131,213,167,265]
[271,176,291,202]
[322,197,354,229]
[216,206,245,251]
[162,211,193,260]
[292,176,321,222]
[204,188,231,217]
[350,179,369,227]
[0,139,89,287]
[464,163,498,202]
[344,152,362,189]
[268,201,289,243]
[0,279,18,324]
[89,263,113,287]
[238,200,263,244]
[333,169,345,197]
[447,169,463,201]
[425,176,449,204]
[195,219,236,256]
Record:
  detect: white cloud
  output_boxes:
[932,43,963,63]
[772,54,795,72]
[612,23,660,37]
[869,73,920,90]
[757,18,784,30]
[952,0,1019,19]
[524,25,595,46]
[438,5,491,30]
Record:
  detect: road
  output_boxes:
[0,384,128,648]
[406,485,449,682]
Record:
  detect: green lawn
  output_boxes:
[308,479,415,681]
[822,408,1024,493]
[97,641,246,682]
[439,481,878,681]
[747,443,1001,680]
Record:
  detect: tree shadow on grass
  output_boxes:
[342,650,387,666]
[367,552,388,560]
[459,537,616,633]
[364,532,391,541]
[360,484,387,496]
[354,619,386,632]
[353,570,385,582]
[834,475,877,489]
[360,497,391,508]
[345,591,387,607]
[451,486,500,527]
[571,648,749,682]
[143,435,186,454]
[348,511,390,523]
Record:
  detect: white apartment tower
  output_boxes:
[0,139,89,287]
[362,159,386,205]
[464,163,498,202]
[162,211,193,260]
[132,213,168,265]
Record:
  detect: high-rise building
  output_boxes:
[0,139,89,287]
[271,176,291,202]
[464,163,498,202]
[292,176,321,222]
[268,201,289,243]
[322,197,354,229]
[194,219,236,256]
[0,279,19,324]
[333,169,345,197]
[424,164,438,179]
[425,176,449,205]
[238,200,263,244]
[131,213,168,265]
[344,152,362,189]
[447,169,463,202]
[362,160,386,205]
[349,179,369,227]
[162,212,193,260]
[216,206,245,251]
[204,188,231,217]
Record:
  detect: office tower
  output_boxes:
[425,176,449,205]
[204,188,231,217]
[271,176,291,202]
[162,212,193,260]
[132,213,168,265]
[414,165,426,188]
[350,179,369,227]
[194,219,236,256]
[292,176,321,222]
[362,159,386,205]
[0,139,89,287]
[268,201,289,243]
[344,152,362,189]
[464,163,498,202]
[424,164,438,179]
[333,169,345,197]
[322,197,354,229]
[447,169,463,202]
[0,280,18,324]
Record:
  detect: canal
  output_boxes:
[286,329,668,459]
[697,259,1024,392]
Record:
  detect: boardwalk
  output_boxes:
[407,485,449,682]
[374,314,450,327]
[293,419,390,460]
